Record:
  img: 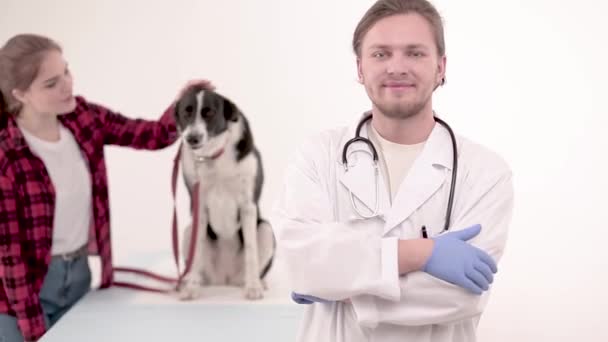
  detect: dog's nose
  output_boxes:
[186,135,202,146]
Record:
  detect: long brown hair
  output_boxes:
[0,33,62,116]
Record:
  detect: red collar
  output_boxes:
[209,147,225,160]
[194,147,225,163]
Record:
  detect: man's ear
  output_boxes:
[436,55,447,88]
[223,97,239,122]
[356,58,364,84]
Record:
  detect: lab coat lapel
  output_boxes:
[338,116,390,219]
[383,123,453,235]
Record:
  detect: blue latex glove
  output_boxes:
[422,224,497,295]
[291,292,332,304]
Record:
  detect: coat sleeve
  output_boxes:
[271,137,401,302]
[351,165,514,328]
[82,97,179,149]
[0,175,47,341]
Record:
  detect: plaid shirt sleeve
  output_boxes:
[0,175,47,341]
[87,99,179,149]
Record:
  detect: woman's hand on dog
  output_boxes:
[175,79,216,103]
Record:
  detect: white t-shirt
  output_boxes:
[368,124,426,202]
[20,124,92,255]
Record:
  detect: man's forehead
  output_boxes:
[366,42,431,50]
[362,14,435,45]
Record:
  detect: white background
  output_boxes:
[2,0,607,340]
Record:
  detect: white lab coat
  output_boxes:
[271,114,514,342]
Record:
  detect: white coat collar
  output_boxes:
[337,111,457,234]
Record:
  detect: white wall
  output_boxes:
[2,0,607,340]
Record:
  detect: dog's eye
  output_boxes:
[202,108,215,118]
[185,105,194,114]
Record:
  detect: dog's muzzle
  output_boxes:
[186,134,203,147]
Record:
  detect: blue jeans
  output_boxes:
[0,253,91,341]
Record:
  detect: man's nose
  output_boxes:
[386,55,410,75]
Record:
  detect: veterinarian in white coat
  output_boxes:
[271,1,514,341]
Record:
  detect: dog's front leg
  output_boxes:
[177,202,209,300]
[241,203,263,300]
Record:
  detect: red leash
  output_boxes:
[112,144,200,293]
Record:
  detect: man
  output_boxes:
[271,0,514,341]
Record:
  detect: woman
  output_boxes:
[0,33,212,341]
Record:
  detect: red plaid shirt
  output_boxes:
[0,96,178,341]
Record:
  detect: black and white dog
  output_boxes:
[173,88,275,300]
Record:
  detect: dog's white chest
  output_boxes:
[205,179,241,238]
[184,151,257,239]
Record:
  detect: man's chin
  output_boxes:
[375,105,418,119]
[372,96,430,118]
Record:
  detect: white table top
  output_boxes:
[40,253,305,341]
[40,287,304,341]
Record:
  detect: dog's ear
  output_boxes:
[173,97,182,121]
[223,97,239,122]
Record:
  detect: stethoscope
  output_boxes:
[341,112,458,235]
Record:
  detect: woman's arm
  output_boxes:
[0,175,47,341]
[90,79,215,149]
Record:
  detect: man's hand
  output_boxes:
[422,224,497,294]
[291,291,332,304]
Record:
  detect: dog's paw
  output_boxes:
[244,278,265,300]
[244,285,264,300]
[176,278,203,301]
[177,285,203,301]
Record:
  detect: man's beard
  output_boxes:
[372,96,428,119]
